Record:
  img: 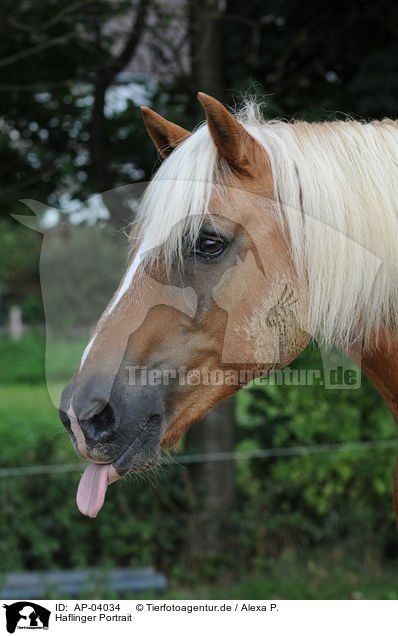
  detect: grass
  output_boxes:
[0,383,74,464]
[173,554,398,600]
[38,550,398,600]
[0,332,85,463]
[0,331,87,385]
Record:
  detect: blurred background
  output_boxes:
[1,0,398,599]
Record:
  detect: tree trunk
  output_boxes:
[185,397,236,559]
[189,0,225,100]
[185,0,236,560]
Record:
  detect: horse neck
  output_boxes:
[348,334,398,525]
[349,335,398,423]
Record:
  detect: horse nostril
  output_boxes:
[80,403,119,443]
[92,403,117,430]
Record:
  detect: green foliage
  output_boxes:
[0,332,45,384]
[0,0,151,207]
[0,219,42,319]
[222,0,398,121]
[234,347,397,556]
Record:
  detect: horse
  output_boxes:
[59,92,398,521]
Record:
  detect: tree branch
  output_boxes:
[108,0,150,79]
[0,79,74,92]
[89,0,150,226]
[0,32,75,69]
[7,0,97,34]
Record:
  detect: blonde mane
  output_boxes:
[136,103,398,348]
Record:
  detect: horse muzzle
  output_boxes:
[59,379,166,517]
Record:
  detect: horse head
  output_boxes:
[59,92,311,517]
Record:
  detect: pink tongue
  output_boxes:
[76,463,109,518]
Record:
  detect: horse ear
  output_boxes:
[141,107,191,158]
[197,92,265,178]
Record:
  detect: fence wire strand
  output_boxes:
[0,438,396,478]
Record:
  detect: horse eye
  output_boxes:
[195,235,226,258]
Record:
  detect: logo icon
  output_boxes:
[3,602,50,633]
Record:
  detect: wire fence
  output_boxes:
[0,438,396,478]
